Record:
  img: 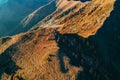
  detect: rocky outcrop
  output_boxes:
[33,0,114,38]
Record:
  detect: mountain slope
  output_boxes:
[0,0,120,80]
[21,0,114,38]
[0,29,81,80]
[36,0,115,38]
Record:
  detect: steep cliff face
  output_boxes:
[59,0,115,38]
[0,0,119,80]
[34,0,114,38]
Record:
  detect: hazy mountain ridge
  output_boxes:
[14,0,57,35]
[0,0,50,37]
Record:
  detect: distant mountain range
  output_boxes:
[0,0,50,37]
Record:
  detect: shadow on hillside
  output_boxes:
[0,43,22,80]
[93,0,120,79]
[55,31,100,80]
[54,0,120,78]
[80,0,92,2]
[55,31,119,80]
[0,53,20,80]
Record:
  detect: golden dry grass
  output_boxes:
[0,28,81,80]
[0,0,115,80]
